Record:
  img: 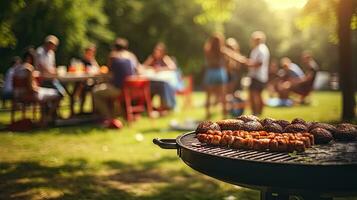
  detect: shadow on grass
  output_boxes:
[0,157,259,200]
[0,123,107,135]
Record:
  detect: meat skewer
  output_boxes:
[197,130,314,153]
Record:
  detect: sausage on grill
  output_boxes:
[197,130,312,153]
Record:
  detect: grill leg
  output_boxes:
[299,195,333,200]
[261,192,289,200]
[261,191,274,200]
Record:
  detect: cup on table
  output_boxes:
[57,65,67,76]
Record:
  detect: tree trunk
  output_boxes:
[338,0,356,121]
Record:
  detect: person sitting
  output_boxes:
[275,53,318,104]
[36,35,58,77]
[82,44,100,73]
[143,42,176,112]
[143,42,176,71]
[75,44,100,113]
[36,35,66,97]
[293,51,319,102]
[92,38,139,128]
[13,48,61,126]
[2,56,22,104]
[280,57,305,80]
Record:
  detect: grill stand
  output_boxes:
[153,135,357,200]
[260,190,333,200]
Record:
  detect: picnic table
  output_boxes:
[137,69,182,111]
[137,68,181,89]
[41,73,111,117]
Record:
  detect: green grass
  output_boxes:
[0,91,356,200]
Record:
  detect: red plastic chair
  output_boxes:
[176,75,193,108]
[119,76,153,122]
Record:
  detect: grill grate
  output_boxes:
[179,133,357,165]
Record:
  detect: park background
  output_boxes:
[0,0,357,199]
[1,0,356,79]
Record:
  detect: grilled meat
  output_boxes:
[291,118,308,126]
[284,123,308,133]
[309,122,337,134]
[236,115,260,122]
[334,123,357,141]
[264,123,283,133]
[196,121,221,134]
[197,130,313,152]
[259,118,275,126]
[274,119,291,129]
[309,128,334,144]
[217,119,244,130]
[243,121,264,131]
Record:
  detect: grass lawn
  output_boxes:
[0,91,356,200]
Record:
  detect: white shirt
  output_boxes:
[248,43,270,83]
[289,63,305,78]
[36,46,56,74]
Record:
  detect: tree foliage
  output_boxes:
[0,0,26,47]
[0,0,355,77]
[0,0,113,68]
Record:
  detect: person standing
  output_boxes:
[246,31,270,116]
[203,33,229,119]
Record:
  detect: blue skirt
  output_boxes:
[203,67,228,86]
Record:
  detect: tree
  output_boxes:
[338,0,356,120]
[104,0,213,74]
[0,0,113,70]
[224,0,282,57]
[0,0,25,48]
[298,0,356,121]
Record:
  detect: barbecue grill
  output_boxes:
[153,131,357,200]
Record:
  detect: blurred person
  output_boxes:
[36,35,66,96]
[275,57,305,98]
[143,42,176,71]
[143,42,176,111]
[203,33,229,119]
[36,35,59,76]
[276,51,319,103]
[280,57,304,80]
[266,58,279,98]
[225,37,242,94]
[2,56,22,101]
[81,44,100,71]
[14,48,61,126]
[245,31,270,116]
[75,44,100,113]
[92,38,139,128]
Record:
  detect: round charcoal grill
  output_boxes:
[153,131,357,200]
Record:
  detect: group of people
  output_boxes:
[92,38,179,127]
[3,35,63,126]
[269,53,318,104]
[2,35,180,128]
[3,31,319,126]
[202,31,318,119]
